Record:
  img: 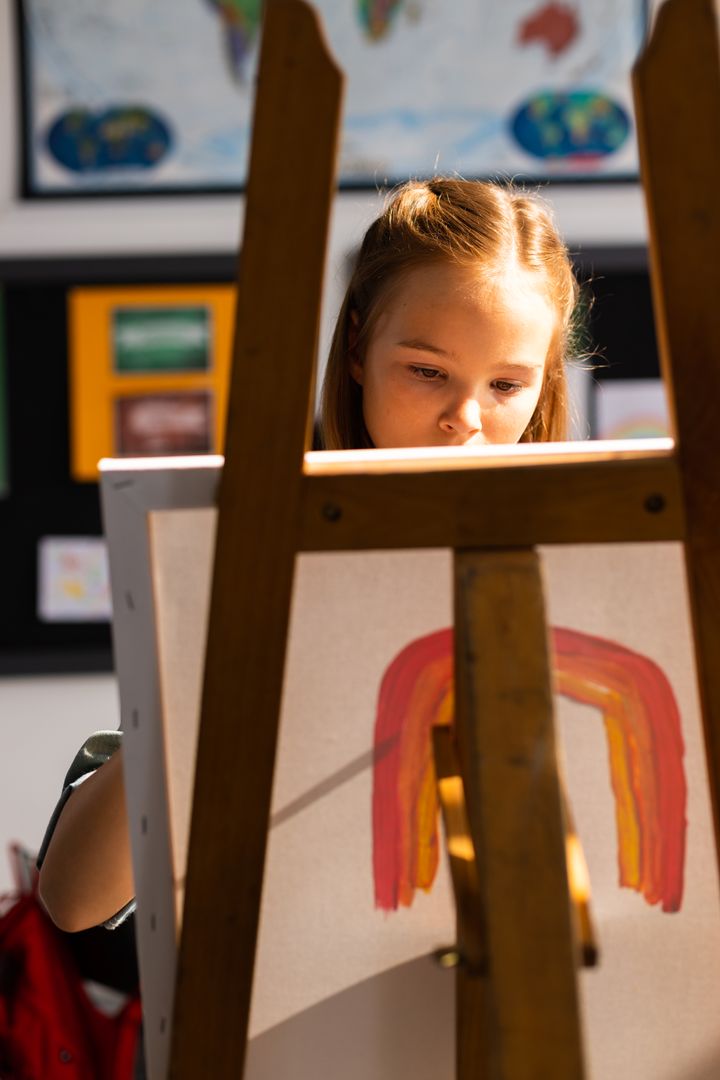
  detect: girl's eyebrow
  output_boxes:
[497,361,545,372]
[398,340,543,373]
[397,338,450,357]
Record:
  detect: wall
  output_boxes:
[0,0,654,892]
[0,673,120,892]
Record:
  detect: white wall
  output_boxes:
[0,673,119,892]
[0,0,653,892]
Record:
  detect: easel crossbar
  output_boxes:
[300,449,683,550]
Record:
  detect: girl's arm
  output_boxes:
[38,747,134,933]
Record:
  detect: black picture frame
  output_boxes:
[15,0,650,201]
[0,253,236,675]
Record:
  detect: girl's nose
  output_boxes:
[439,397,483,437]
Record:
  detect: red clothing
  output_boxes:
[0,893,141,1079]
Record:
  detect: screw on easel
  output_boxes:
[432,946,487,976]
[433,946,463,970]
[322,503,342,522]
[644,493,666,513]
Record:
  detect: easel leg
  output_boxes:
[169,4,342,1075]
[453,548,585,1080]
[634,0,720,927]
[457,971,487,1080]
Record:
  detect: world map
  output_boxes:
[21,0,646,194]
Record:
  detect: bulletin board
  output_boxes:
[0,292,9,499]
[581,253,664,438]
[0,254,235,675]
[68,285,235,480]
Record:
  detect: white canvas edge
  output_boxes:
[99,455,221,1080]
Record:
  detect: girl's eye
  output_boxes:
[493,380,523,395]
[409,365,445,381]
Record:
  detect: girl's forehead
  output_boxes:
[381,260,553,318]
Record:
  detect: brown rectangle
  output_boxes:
[114,392,213,456]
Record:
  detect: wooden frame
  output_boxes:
[300,440,681,549]
[171,5,343,1072]
[633,0,720,861]
[69,286,235,481]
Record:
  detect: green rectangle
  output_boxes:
[112,306,210,373]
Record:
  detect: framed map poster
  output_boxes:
[16,0,647,196]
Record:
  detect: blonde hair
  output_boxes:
[319,178,579,449]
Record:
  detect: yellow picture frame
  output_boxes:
[68,285,235,480]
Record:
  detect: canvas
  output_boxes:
[100,454,720,1080]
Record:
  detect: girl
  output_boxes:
[320,177,576,451]
[38,177,579,932]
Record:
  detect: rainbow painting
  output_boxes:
[372,627,687,915]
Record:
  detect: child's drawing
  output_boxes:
[373,626,687,915]
[22,0,644,193]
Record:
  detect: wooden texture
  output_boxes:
[433,725,485,976]
[453,549,585,1080]
[168,3,342,1075]
[300,451,683,550]
[634,0,720,896]
[433,725,489,1080]
[303,439,675,475]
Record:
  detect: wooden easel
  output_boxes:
[166,0,720,1076]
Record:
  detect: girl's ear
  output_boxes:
[348,309,363,385]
